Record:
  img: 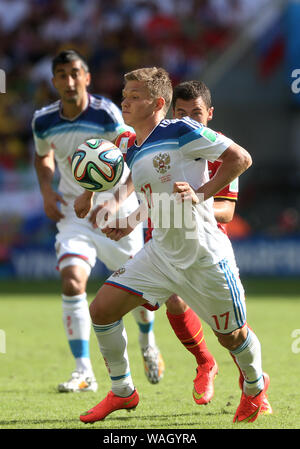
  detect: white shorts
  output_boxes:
[105,241,246,334]
[55,214,144,272]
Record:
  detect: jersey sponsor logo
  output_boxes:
[153,153,171,174]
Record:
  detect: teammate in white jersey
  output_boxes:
[32,51,164,393]
[77,67,270,424]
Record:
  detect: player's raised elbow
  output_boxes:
[231,144,252,173]
[240,146,252,171]
[221,144,252,176]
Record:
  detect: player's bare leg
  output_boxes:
[80,284,145,423]
[166,294,217,404]
[214,326,271,423]
[58,262,97,393]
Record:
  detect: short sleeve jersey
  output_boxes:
[117,117,235,268]
[32,94,132,199]
[115,124,238,240]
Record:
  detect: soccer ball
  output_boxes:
[71,138,124,192]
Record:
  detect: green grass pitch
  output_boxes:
[0,278,300,430]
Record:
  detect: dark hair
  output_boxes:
[172,80,212,110]
[52,50,89,74]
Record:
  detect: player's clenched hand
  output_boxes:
[43,189,67,221]
[101,219,133,241]
[89,204,104,228]
[74,191,94,219]
[91,196,119,229]
[90,202,114,229]
[173,182,199,204]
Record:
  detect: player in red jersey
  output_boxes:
[114,80,271,414]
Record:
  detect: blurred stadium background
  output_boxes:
[0,0,299,282]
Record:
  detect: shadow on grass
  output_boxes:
[2,278,300,298]
[0,419,76,426]
[0,280,105,295]
[0,409,231,429]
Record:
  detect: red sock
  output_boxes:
[166,307,215,369]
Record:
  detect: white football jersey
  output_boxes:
[32,94,137,215]
[126,117,235,268]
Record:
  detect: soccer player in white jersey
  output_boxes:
[77,67,270,424]
[32,51,164,393]
[107,81,271,415]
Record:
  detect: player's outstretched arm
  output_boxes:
[101,201,148,241]
[114,172,135,205]
[213,199,236,223]
[34,151,67,221]
[74,190,94,218]
[88,172,136,228]
[197,143,251,201]
[74,170,135,221]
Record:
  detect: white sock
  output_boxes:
[131,306,156,351]
[62,293,93,375]
[231,328,264,396]
[93,319,134,397]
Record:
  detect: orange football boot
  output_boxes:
[192,360,218,405]
[234,373,271,423]
[80,389,139,424]
[238,372,272,415]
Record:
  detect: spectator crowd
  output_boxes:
[0,0,273,173]
[1,0,295,277]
